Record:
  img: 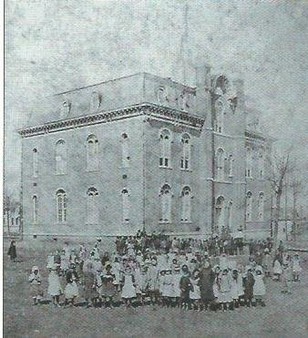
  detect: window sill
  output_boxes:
[159,166,173,170]
[86,169,100,173]
[55,173,67,176]
[180,221,192,224]
[159,221,171,224]
[180,168,192,172]
[213,180,233,184]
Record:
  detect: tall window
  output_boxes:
[181,133,191,170]
[159,129,172,168]
[216,148,225,181]
[121,133,130,168]
[33,148,38,177]
[228,155,233,177]
[258,192,264,221]
[32,195,38,223]
[55,140,67,174]
[258,151,264,179]
[227,201,233,230]
[87,187,99,224]
[56,189,67,223]
[246,192,252,221]
[246,147,252,178]
[214,99,224,133]
[86,135,99,171]
[160,184,172,222]
[215,196,225,231]
[90,91,101,111]
[122,188,130,222]
[181,186,192,222]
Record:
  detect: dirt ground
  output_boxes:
[3,238,308,338]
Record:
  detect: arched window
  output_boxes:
[214,99,224,133]
[181,133,191,170]
[122,188,130,222]
[215,196,225,231]
[56,189,67,223]
[33,148,38,177]
[215,75,229,95]
[181,186,192,222]
[157,87,166,104]
[227,200,233,230]
[60,100,71,119]
[258,151,264,179]
[246,192,252,221]
[159,129,172,168]
[216,148,225,181]
[55,140,67,174]
[32,195,38,223]
[228,155,233,177]
[86,187,99,224]
[160,184,172,222]
[258,192,264,221]
[86,135,99,171]
[246,147,252,178]
[121,133,130,168]
[90,91,101,111]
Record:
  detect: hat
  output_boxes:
[264,248,269,253]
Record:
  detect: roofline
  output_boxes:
[51,72,196,97]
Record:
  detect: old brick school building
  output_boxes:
[19,65,272,239]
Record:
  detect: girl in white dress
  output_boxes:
[48,266,63,307]
[253,268,266,306]
[273,256,283,281]
[292,254,302,282]
[121,267,136,308]
[162,269,173,308]
[171,265,182,307]
[218,269,232,311]
[189,269,201,311]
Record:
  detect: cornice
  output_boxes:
[18,103,205,138]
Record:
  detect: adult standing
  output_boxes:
[7,240,17,261]
[199,260,215,310]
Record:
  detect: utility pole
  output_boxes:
[285,173,288,241]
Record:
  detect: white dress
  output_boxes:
[292,258,302,273]
[172,274,182,298]
[121,274,136,299]
[64,281,79,299]
[47,272,62,296]
[219,274,232,303]
[253,274,266,296]
[189,278,201,300]
[273,260,282,275]
[163,274,174,297]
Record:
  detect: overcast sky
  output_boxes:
[5,0,308,205]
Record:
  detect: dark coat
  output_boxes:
[199,267,215,302]
[8,243,17,260]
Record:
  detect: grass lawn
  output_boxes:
[3,238,308,338]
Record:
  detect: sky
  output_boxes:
[5,0,308,206]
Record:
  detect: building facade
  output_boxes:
[19,66,273,238]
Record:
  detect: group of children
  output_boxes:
[28,238,303,311]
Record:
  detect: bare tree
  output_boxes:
[267,148,294,246]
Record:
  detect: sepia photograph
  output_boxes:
[3,1,308,337]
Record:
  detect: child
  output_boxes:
[28,266,43,305]
[64,265,79,307]
[158,270,166,307]
[281,263,293,294]
[243,268,255,307]
[230,269,242,309]
[218,269,232,311]
[162,269,173,308]
[292,254,302,282]
[7,240,17,262]
[190,269,201,311]
[98,268,117,309]
[111,257,122,291]
[180,265,192,310]
[272,255,282,281]
[83,261,99,307]
[121,267,136,308]
[171,265,182,307]
[263,248,271,277]
[48,265,62,307]
[253,268,266,306]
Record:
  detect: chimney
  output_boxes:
[194,64,212,119]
